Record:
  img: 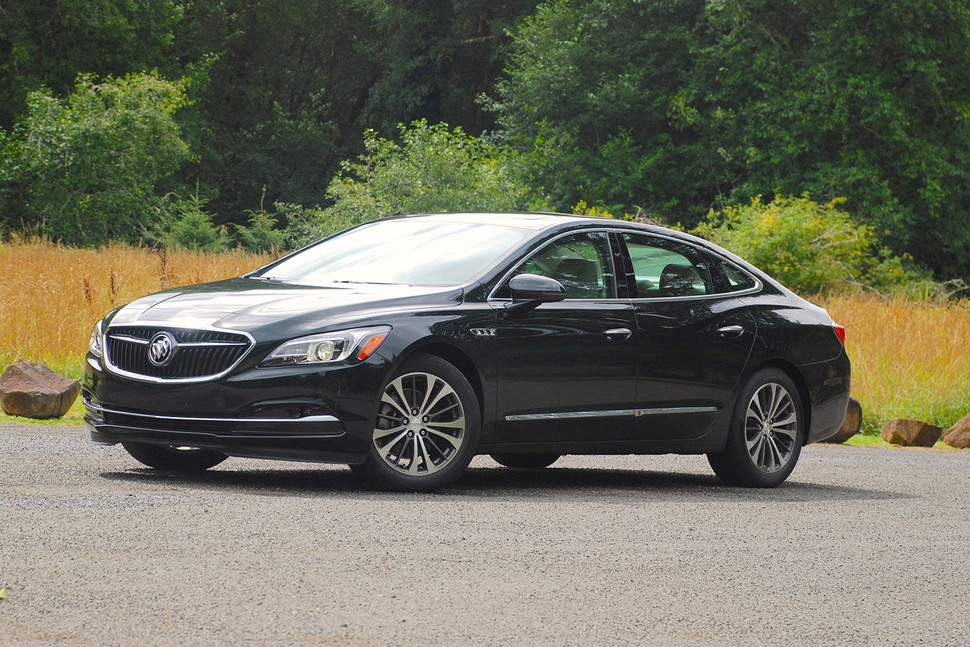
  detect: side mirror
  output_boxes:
[505,273,565,315]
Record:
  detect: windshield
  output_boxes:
[258,218,531,287]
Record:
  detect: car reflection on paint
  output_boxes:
[84,212,850,491]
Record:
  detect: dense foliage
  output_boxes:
[693,196,927,295]
[2,0,970,284]
[493,0,970,278]
[0,73,190,244]
[318,120,533,239]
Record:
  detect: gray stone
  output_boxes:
[880,418,942,447]
[0,361,80,419]
[943,413,970,449]
[821,397,863,443]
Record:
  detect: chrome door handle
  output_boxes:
[604,327,632,341]
[717,324,745,338]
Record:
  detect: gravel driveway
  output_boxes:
[1,423,968,646]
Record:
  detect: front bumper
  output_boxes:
[84,398,368,463]
[84,350,393,465]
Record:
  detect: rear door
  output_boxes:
[620,232,757,441]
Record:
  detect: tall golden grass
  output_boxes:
[817,292,970,433]
[0,239,273,377]
[1,240,968,433]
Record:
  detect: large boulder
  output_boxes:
[880,418,942,447]
[0,361,81,419]
[821,397,863,443]
[944,413,970,449]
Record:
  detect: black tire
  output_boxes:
[363,354,481,492]
[707,368,804,488]
[122,442,227,472]
[490,453,560,470]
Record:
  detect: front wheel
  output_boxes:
[363,354,481,492]
[122,442,227,472]
[707,368,804,488]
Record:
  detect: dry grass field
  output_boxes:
[0,239,272,377]
[1,239,968,434]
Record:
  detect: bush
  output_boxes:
[316,120,534,237]
[0,72,191,245]
[692,195,929,294]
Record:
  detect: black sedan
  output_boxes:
[84,212,850,491]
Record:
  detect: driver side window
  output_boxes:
[510,231,615,299]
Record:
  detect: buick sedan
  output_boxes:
[84,212,850,491]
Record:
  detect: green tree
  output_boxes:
[0,72,191,244]
[491,0,704,215]
[493,0,970,279]
[316,120,534,237]
[680,0,970,279]
[0,0,184,129]
[159,191,229,252]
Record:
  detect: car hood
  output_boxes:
[105,278,464,338]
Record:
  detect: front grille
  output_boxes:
[105,326,252,381]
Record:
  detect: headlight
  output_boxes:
[89,320,104,358]
[261,326,391,367]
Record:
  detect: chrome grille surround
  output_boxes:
[104,325,255,383]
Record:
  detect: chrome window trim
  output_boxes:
[487,226,763,304]
[103,322,256,384]
[85,399,338,425]
[505,406,718,422]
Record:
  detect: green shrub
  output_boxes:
[693,195,929,294]
[317,120,533,237]
[0,72,191,245]
[159,191,228,252]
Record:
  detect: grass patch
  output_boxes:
[816,292,970,435]
[0,238,272,379]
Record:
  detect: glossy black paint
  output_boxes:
[84,212,850,473]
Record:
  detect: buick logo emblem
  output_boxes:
[148,332,178,366]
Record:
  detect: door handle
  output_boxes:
[717,324,745,338]
[604,327,632,341]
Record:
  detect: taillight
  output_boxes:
[834,324,846,345]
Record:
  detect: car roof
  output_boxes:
[397,211,593,231]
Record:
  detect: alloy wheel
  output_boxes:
[744,382,798,473]
[373,371,466,476]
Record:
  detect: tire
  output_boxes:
[363,354,481,492]
[490,453,560,470]
[707,368,804,488]
[122,442,227,472]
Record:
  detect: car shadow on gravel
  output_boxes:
[99,464,902,503]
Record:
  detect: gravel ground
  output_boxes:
[1,423,968,647]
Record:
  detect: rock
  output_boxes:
[0,361,80,419]
[943,413,970,449]
[880,418,942,447]
[821,397,863,443]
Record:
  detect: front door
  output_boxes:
[491,231,638,444]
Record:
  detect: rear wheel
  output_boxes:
[122,442,227,472]
[490,453,560,470]
[708,368,804,488]
[364,354,480,491]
